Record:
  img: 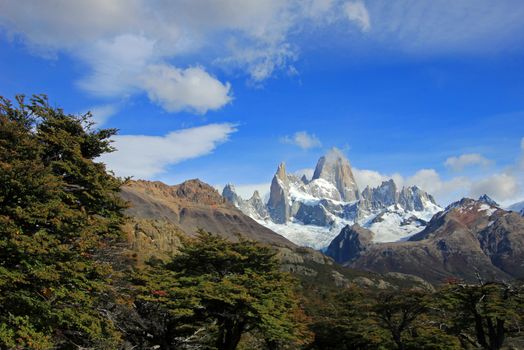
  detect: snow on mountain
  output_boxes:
[362,204,440,243]
[223,149,443,249]
[222,184,268,220]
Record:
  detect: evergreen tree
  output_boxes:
[0,95,127,349]
[137,230,310,350]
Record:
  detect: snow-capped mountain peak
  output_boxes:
[223,151,442,249]
[478,194,499,207]
[311,148,359,201]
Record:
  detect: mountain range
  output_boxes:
[222,149,442,249]
[119,179,430,291]
[119,168,524,286]
[117,149,524,286]
[221,149,524,284]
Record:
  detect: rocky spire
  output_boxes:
[267,162,291,223]
[247,190,269,219]
[398,186,437,211]
[222,183,242,207]
[312,148,359,201]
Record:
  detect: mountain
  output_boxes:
[507,200,524,215]
[325,224,374,263]
[326,195,524,284]
[311,148,359,201]
[222,184,268,220]
[478,194,499,207]
[223,148,442,249]
[120,178,431,292]
[121,179,292,249]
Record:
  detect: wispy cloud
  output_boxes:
[344,1,371,32]
[444,153,492,172]
[1,0,523,113]
[85,103,119,125]
[365,0,524,54]
[99,123,238,178]
[281,131,322,150]
[0,0,379,107]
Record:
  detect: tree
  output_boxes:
[372,290,460,350]
[372,290,427,350]
[438,281,524,350]
[0,95,127,349]
[308,286,392,350]
[137,230,310,350]
[308,287,460,350]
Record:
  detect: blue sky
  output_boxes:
[1,0,524,206]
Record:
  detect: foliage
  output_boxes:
[307,286,461,350]
[437,281,524,349]
[0,95,127,349]
[136,230,311,349]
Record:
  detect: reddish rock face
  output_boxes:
[121,179,294,248]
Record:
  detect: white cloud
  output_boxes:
[353,168,402,189]
[343,1,371,32]
[99,123,237,178]
[405,169,471,205]
[294,168,315,180]
[77,34,156,97]
[0,0,143,51]
[469,173,520,202]
[354,165,522,206]
[0,0,337,91]
[2,0,524,116]
[86,103,119,125]
[444,153,492,172]
[2,0,523,107]
[365,0,524,54]
[281,131,322,150]
[141,65,232,114]
[354,167,471,205]
[233,183,271,201]
[75,34,233,113]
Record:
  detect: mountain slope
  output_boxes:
[121,179,293,248]
[326,196,524,284]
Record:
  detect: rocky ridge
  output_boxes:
[325,195,524,284]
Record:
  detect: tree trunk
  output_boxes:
[216,319,245,350]
[486,318,505,350]
[392,329,405,350]
[473,312,488,349]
